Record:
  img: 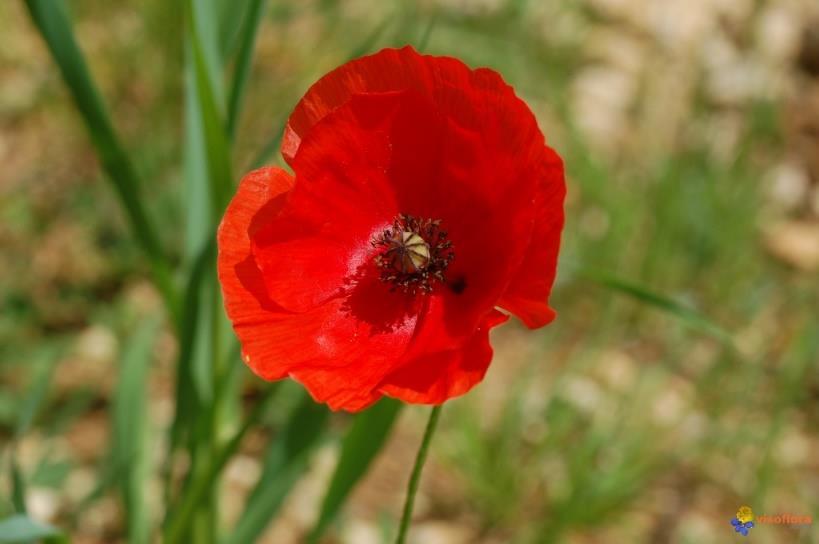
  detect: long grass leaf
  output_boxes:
[23,0,178,323]
[226,0,267,138]
[9,457,26,514]
[182,65,213,263]
[182,0,229,262]
[416,14,437,51]
[176,9,219,520]
[179,9,234,527]
[190,0,226,107]
[164,386,279,544]
[163,241,216,523]
[169,240,215,449]
[582,270,735,346]
[217,0,253,63]
[15,349,59,440]
[308,399,403,543]
[111,318,160,544]
[187,0,234,218]
[9,348,63,517]
[224,393,329,544]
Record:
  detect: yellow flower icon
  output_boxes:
[737,506,754,523]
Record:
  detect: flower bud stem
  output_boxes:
[395,404,443,544]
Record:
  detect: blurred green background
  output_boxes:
[2,0,819,542]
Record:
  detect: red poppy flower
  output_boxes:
[218,46,565,412]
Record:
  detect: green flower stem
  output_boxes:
[395,405,442,544]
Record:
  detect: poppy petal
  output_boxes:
[251,93,407,312]
[284,291,421,411]
[498,145,566,328]
[378,309,509,404]
[217,166,298,380]
[283,46,476,163]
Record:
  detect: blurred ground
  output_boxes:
[2,0,819,542]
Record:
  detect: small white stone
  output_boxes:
[768,162,810,210]
[764,220,819,271]
[225,454,262,489]
[64,468,97,503]
[757,4,802,63]
[561,377,602,414]
[571,65,636,151]
[775,430,811,466]
[408,521,473,544]
[342,520,381,544]
[653,394,683,425]
[28,488,60,523]
[75,325,118,365]
[597,349,636,392]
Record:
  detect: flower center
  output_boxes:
[371,214,454,294]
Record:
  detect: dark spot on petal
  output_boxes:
[449,276,467,294]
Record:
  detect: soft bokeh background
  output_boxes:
[2,0,819,542]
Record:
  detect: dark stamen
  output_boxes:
[371,214,454,294]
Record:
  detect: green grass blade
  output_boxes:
[23,0,178,324]
[111,318,160,544]
[9,457,26,514]
[182,0,226,262]
[307,398,403,543]
[163,243,216,526]
[0,515,64,543]
[217,0,253,63]
[183,0,244,261]
[225,393,330,544]
[582,269,735,346]
[190,0,226,107]
[180,10,235,530]
[177,20,217,533]
[169,240,216,451]
[164,386,280,544]
[15,350,58,440]
[182,64,213,263]
[226,0,267,138]
[8,348,64,517]
[187,0,234,219]
[416,13,437,51]
[177,9,237,536]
